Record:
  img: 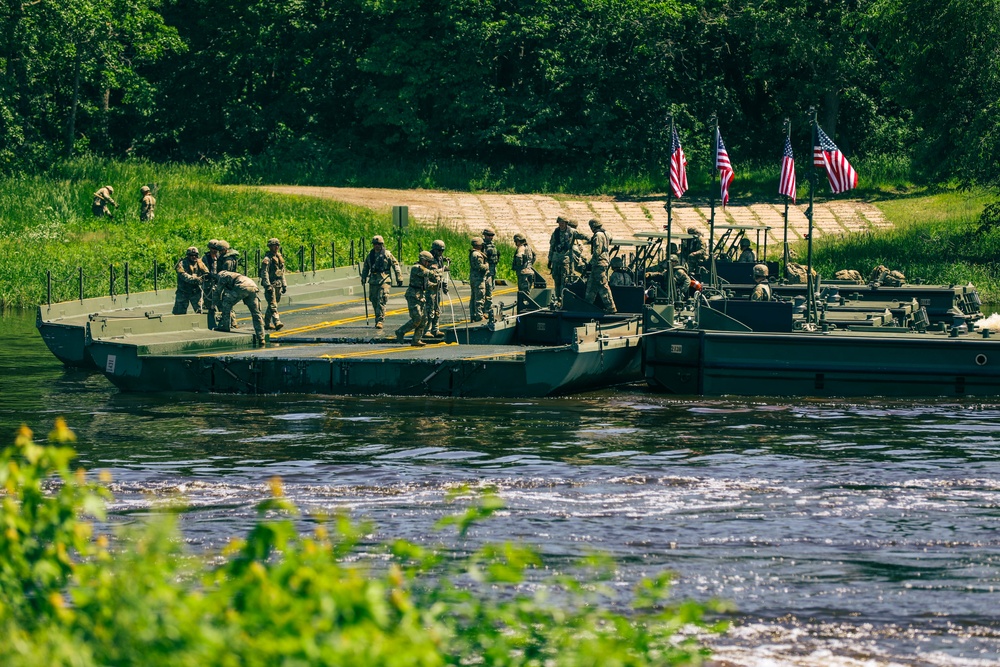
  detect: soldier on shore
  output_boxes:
[512,233,536,293]
[481,228,498,323]
[468,238,489,322]
[427,240,449,339]
[584,219,616,314]
[214,270,266,345]
[140,186,156,222]
[259,238,286,331]
[173,246,209,315]
[548,216,590,308]
[92,185,117,218]
[394,250,439,347]
[360,235,404,330]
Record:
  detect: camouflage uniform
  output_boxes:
[92,186,116,218]
[214,270,266,343]
[427,241,449,338]
[644,256,689,301]
[737,240,756,263]
[512,235,536,292]
[360,238,403,329]
[140,186,156,222]
[681,228,708,272]
[548,217,589,307]
[584,220,616,314]
[468,240,489,321]
[213,243,241,328]
[481,229,498,321]
[259,240,286,330]
[201,241,220,324]
[394,252,439,346]
[750,264,772,301]
[173,249,209,315]
[608,257,634,286]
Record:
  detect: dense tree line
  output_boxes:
[1,0,998,185]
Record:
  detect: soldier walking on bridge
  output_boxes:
[360,235,404,330]
[548,216,589,308]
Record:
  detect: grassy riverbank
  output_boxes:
[3,157,999,308]
[1,159,494,309]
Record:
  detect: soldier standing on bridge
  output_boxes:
[512,233,536,293]
[259,238,286,331]
[481,228,498,323]
[468,238,489,322]
[214,270,266,345]
[547,216,590,308]
[173,246,209,315]
[427,240,449,339]
[394,251,439,347]
[584,219,616,314]
[360,235,403,330]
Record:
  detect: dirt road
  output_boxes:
[262,186,889,255]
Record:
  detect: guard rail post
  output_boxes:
[46,270,52,306]
[332,241,336,269]
[78,267,84,301]
[311,244,316,274]
[125,261,130,297]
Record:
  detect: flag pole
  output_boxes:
[665,114,675,303]
[807,107,818,326]
[782,118,791,280]
[709,114,718,287]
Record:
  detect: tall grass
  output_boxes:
[1,158,501,309]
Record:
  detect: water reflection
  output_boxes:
[4,311,1000,666]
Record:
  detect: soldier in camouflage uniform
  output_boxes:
[468,238,489,322]
[750,264,772,301]
[201,240,220,325]
[737,238,756,263]
[427,240,449,338]
[681,227,708,273]
[644,255,691,302]
[608,256,634,286]
[259,238,286,331]
[140,186,156,222]
[92,185,117,218]
[214,270,266,345]
[360,235,403,329]
[173,246,209,315]
[212,240,241,329]
[512,233,536,292]
[548,216,590,308]
[394,251,439,347]
[584,219,616,314]
[481,228,498,322]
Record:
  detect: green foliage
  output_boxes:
[0,424,726,666]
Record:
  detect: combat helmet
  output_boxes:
[513,233,526,243]
[471,238,483,247]
[140,185,151,194]
[216,240,231,252]
[105,186,114,194]
[431,239,446,252]
[610,256,624,268]
[753,264,769,278]
[207,239,219,251]
[669,254,680,264]
[267,238,280,247]
[556,216,570,226]
[739,238,752,248]
[686,226,701,236]
[418,250,435,263]
[186,246,199,257]
[482,228,495,237]
[588,218,602,230]
[372,235,384,245]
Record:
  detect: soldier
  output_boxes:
[608,256,634,286]
[584,219,616,314]
[547,216,590,308]
[259,238,286,331]
[92,185,117,218]
[481,228,498,322]
[360,235,404,330]
[214,270,266,345]
[394,251,439,347]
[427,239,450,338]
[468,238,489,322]
[737,237,756,263]
[750,264,772,301]
[140,185,156,222]
[512,233,536,292]
[213,240,241,328]
[645,255,691,301]
[202,240,221,326]
[682,227,708,272]
[173,246,209,315]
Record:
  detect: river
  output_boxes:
[3,311,998,666]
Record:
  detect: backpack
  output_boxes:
[785,262,816,285]
[834,269,864,282]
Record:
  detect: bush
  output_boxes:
[0,422,726,666]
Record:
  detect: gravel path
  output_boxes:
[262,186,889,256]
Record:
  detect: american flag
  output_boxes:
[716,130,734,206]
[779,136,796,202]
[813,124,857,194]
[669,126,688,198]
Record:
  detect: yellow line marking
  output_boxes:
[270,306,410,338]
[322,341,458,359]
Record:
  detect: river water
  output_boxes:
[3,311,999,666]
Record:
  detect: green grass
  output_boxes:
[1,158,505,309]
[801,189,1000,301]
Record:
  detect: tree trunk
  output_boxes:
[65,51,81,158]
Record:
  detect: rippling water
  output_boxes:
[4,312,999,666]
